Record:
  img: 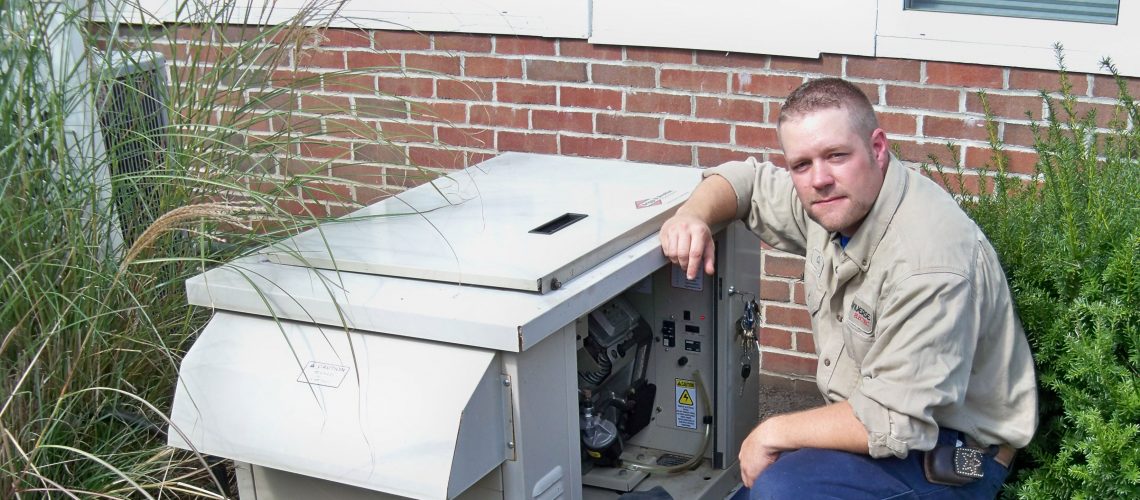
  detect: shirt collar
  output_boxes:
[832,154,908,272]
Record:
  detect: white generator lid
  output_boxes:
[186,232,673,352]
[260,153,699,293]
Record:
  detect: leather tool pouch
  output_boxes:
[923,445,985,486]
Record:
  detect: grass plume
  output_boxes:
[0,0,412,496]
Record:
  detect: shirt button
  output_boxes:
[824,358,831,366]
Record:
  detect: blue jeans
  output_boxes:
[744,429,1009,500]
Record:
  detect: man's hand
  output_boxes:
[737,402,871,490]
[660,214,716,280]
[738,419,782,488]
[658,174,737,279]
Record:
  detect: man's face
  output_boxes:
[778,107,889,237]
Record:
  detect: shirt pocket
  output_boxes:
[842,297,876,364]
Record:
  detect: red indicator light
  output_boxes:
[699,315,706,320]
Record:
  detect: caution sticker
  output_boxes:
[675,378,697,430]
[297,361,349,388]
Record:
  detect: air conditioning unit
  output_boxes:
[97,51,170,247]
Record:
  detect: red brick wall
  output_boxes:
[167,27,1137,385]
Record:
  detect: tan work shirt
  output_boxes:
[706,155,1038,458]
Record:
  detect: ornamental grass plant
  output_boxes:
[1,0,414,496]
[933,52,1140,498]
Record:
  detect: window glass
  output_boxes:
[905,0,1119,25]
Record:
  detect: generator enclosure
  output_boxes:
[169,153,762,499]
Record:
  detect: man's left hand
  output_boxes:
[739,420,781,488]
[736,402,871,489]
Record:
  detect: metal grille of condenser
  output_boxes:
[98,52,170,247]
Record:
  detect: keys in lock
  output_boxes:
[737,299,759,396]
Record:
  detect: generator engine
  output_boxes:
[576,296,655,467]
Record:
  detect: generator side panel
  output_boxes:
[714,221,763,469]
[501,323,582,500]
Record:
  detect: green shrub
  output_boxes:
[935,54,1140,498]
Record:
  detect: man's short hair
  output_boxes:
[778,78,879,140]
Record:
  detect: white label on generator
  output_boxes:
[670,265,703,291]
[297,361,350,388]
[634,190,675,209]
[675,378,697,430]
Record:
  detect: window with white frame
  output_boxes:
[877,0,1138,76]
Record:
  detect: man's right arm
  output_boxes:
[659,174,739,280]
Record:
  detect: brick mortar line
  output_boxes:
[852,77,1124,103]
[256,85,1122,125]
[271,65,786,101]
[397,48,828,78]
[878,108,1037,122]
[760,276,803,285]
[758,346,817,358]
[758,297,808,310]
[882,132,1032,152]
[262,98,775,127]
[338,119,790,151]
[910,164,1040,182]
[245,131,496,154]
[755,369,815,381]
[755,370,816,384]
[551,129,767,145]
[260,65,1129,106]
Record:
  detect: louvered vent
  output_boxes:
[98,52,169,246]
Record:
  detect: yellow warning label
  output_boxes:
[675,378,697,430]
[678,390,694,406]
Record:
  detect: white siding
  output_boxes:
[114,0,589,38]
[590,0,876,58]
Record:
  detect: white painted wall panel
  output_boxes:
[109,0,590,38]
[590,0,876,59]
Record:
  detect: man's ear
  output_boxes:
[870,128,889,170]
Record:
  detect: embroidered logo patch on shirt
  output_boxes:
[811,249,824,277]
[849,300,874,332]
